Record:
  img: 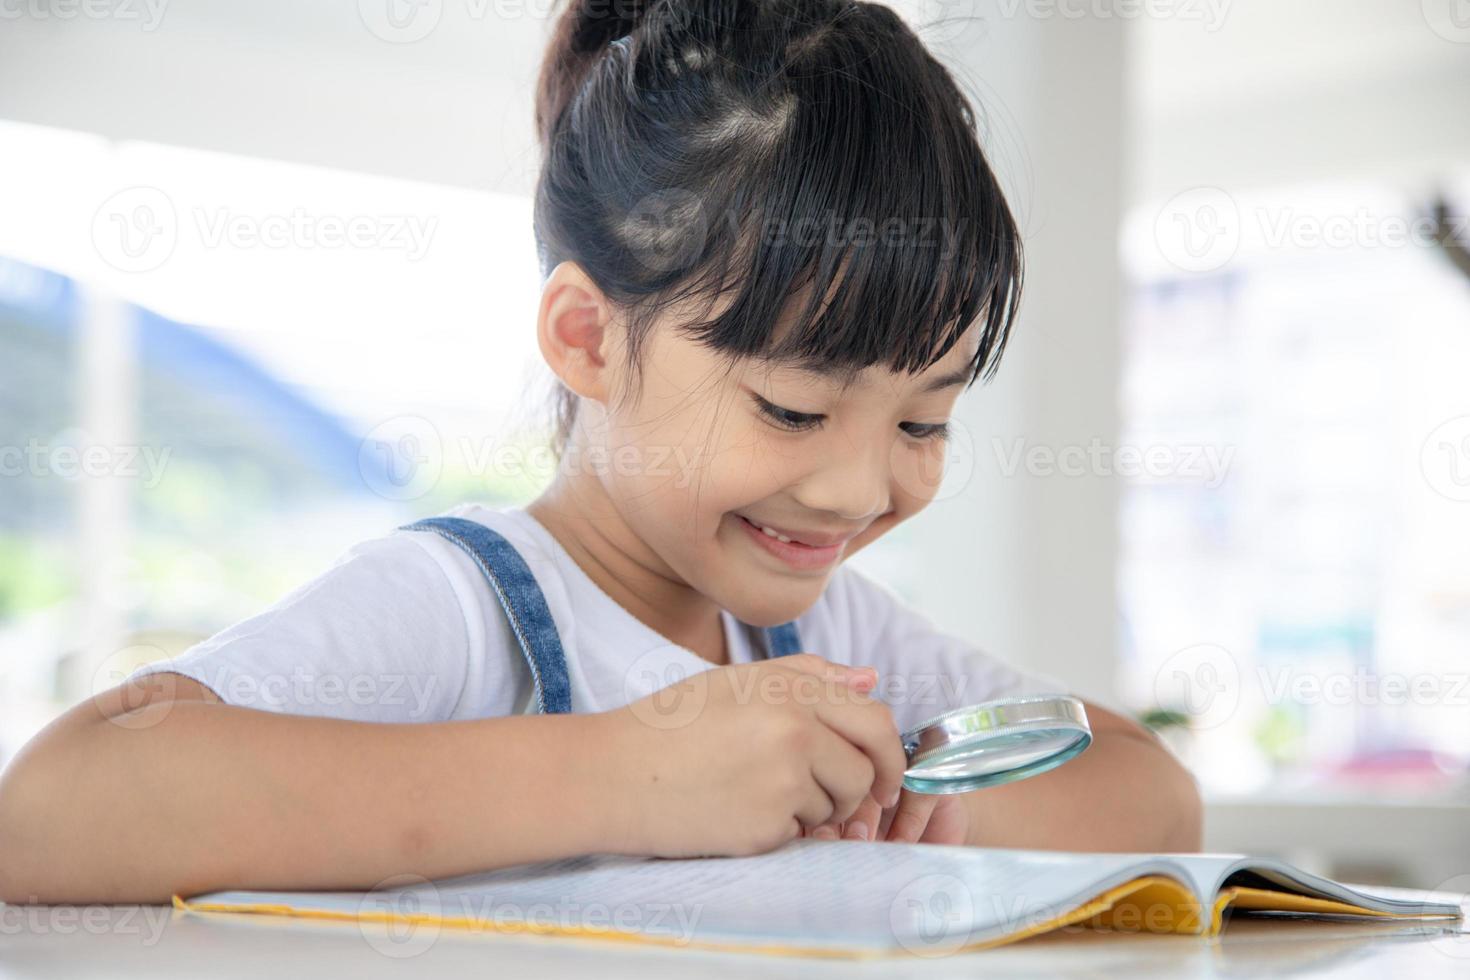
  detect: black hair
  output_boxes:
[533,0,1022,455]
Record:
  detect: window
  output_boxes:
[0,121,549,762]
[1118,179,1470,795]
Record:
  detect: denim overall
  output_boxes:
[400,516,803,714]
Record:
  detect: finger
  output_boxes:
[792,770,837,831]
[805,725,878,826]
[841,794,884,841]
[920,795,970,845]
[806,690,906,808]
[876,798,898,839]
[885,789,940,843]
[809,791,880,844]
[807,818,842,841]
[772,653,878,690]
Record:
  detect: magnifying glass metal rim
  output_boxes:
[899,693,1092,795]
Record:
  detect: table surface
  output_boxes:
[2,889,1468,979]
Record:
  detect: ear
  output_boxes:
[536,261,616,403]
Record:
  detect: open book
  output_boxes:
[174,839,1463,959]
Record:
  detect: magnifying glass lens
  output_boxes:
[899,695,1092,795]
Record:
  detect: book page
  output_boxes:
[181,841,1463,955]
[1221,859,1463,918]
[1161,854,1462,922]
[181,839,1183,955]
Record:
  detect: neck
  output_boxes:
[524,456,729,666]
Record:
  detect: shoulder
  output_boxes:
[397,503,579,623]
[400,503,568,576]
[129,502,541,721]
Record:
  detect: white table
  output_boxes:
[2,890,1467,979]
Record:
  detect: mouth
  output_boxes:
[735,514,854,571]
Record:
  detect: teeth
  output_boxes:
[757,523,794,544]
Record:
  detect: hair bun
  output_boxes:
[535,0,654,147]
[572,0,649,52]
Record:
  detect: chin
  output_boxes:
[723,585,825,629]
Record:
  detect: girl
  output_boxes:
[0,0,1199,905]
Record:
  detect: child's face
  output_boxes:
[585,308,978,627]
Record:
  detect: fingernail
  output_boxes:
[886,787,902,807]
[844,821,869,841]
[812,825,838,840]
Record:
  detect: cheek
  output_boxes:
[598,389,768,528]
[888,438,950,511]
[699,425,810,510]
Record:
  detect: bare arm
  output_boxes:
[960,700,1203,852]
[0,673,626,905]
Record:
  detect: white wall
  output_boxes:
[899,6,1126,704]
[1131,0,1470,204]
[0,1,547,195]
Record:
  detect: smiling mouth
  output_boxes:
[735,514,852,571]
[738,514,852,547]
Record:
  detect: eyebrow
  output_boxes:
[918,366,975,393]
[767,359,975,394]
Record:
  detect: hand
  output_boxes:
[803,786,971,845]
[602,653,908,859]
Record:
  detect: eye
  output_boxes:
[900,420,951,442]
[753,394,825,433]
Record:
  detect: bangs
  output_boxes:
[656,7,1023,388]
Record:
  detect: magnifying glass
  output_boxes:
[899,694,1092,794]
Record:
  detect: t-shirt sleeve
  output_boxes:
[804,564,1073,734]
[126,529,524,723]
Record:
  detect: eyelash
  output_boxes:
[753,396,950,442]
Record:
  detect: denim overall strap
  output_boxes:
[399,516,573,715]
[764,620,803,658]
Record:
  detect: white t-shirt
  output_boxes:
[130,503,1069,733]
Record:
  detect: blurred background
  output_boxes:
[0,0,1467,888]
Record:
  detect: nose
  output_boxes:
[789,433,892,522]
